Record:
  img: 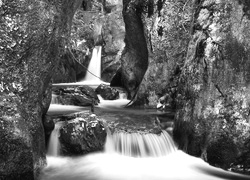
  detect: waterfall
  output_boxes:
[51,94,60,104]
[52,45,109,88]
[105,130,177,157]
[83,46,102,81]
[47,122,63,156]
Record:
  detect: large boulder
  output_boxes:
[59,112,107,156]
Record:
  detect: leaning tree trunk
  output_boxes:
[0,0,82,179]
[174,0,250,168]
[111,0,148,100]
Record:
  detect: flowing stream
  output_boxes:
[42,45,250,180]
[42,121,250,180]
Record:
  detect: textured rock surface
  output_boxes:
[173,0,250,172]
[53,85,99,106]
[0,0,82,179]
[133,0,192,107]
[59,112,107,156]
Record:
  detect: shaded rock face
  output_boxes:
[173,0,250,171]
[59,113,107,156]
[133,0,192,108]
[52,52,89,83]
[95,83,119,100]
[53,85,99,106]
[102,2,125,82]
[111,0,149,100]
[0,0,83,179]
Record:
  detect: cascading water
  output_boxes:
[47,122,63,156]
[105,130,177,157]
[83,46,102,81]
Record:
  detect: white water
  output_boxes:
[97,94,130,109]
[43,123,250,180]
[105,131,177,157]
[83,46,102,81]
[47,122,63,156]
[42,131,250,180]
[42,152,250,180]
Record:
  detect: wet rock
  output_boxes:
[95,84,119,100]
[53,86,99,106]
[59,112,107,156]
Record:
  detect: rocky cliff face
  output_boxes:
[134,0,193,107]
[173,0,250,171]
[0,0,82,179]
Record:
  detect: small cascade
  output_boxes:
[47,122,63,156]
[105,130,177,157]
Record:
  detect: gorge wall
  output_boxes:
[0,0,82,179]
[173,0,250,171]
